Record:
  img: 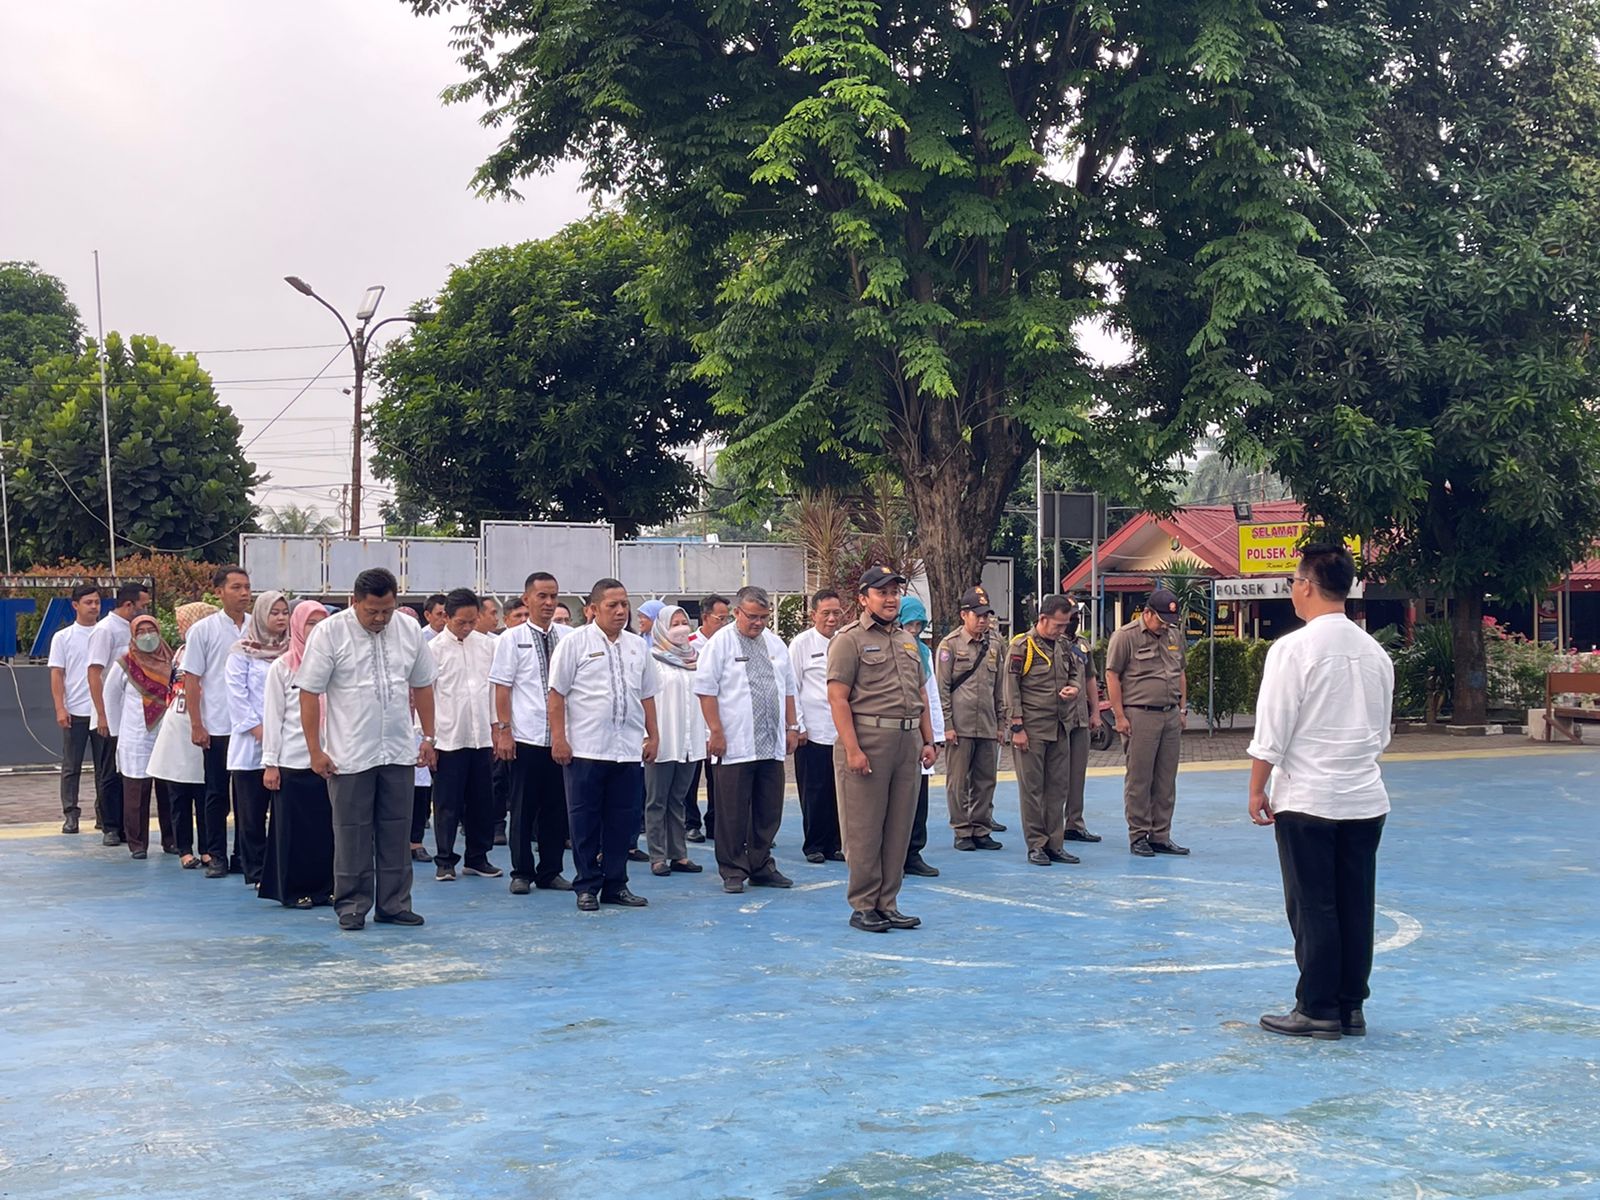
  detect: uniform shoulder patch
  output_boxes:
[938,648,951,662]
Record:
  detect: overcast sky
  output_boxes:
[1,1,592,533]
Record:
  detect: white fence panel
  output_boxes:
[239,535,325,594]
[616,542,684,596]
[481,521,615,597]
[326,538,403,592]
[403,538,481,595]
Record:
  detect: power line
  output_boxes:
[240,347,349,451]
[210,373,354,385]
[190,342,346,355]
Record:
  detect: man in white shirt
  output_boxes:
[476,597,503,636]
[548,577,658,912]
[299,568,439,930]
[49,583,101,834]
[428,587,501,882]
[491,571,571,894]
[696,585,800,894]
[684,593,731,843]
[789,588,846,864]
[87,581,151,844]
[422,594,447,642]
[184,565,251,877]
[1247,543,1393,1041]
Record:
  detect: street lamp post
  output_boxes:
[284,276,422,538]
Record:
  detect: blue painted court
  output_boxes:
[3,750,1597,1198]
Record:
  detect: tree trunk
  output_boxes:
[1449,590,1488,725]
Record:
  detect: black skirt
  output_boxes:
[258,767,334,908]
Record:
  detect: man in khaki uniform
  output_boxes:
[827,566,938,934]
[1105,586,1189,857]
[1062,605,1104,843]
[1005,595,1085,866]
[937,585,1005,851]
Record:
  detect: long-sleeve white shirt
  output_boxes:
[184,611,248,737]
[488,620,567,746]
[788,626,838,746]
[651,657,707,764]
[1246,613,1394,820]
[295,607,438,774]
[107,661,162,778]
[693,624,798,764]
[922,663,945,777]
[224,653,270,770]
[261,656,314,771]
[429,627,496,751]
[547,623,657,763]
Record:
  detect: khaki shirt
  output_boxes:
[1004,631,1083,742]
[1105,618,1185,707]
[827,615,925,720]
[935,628,1004,738]
[1064,634,1098,728]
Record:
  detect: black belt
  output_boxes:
[856,715,920,731]
[1128,704,1176,712]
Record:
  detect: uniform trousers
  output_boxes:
[491,757,512,834]
[432,746,496,870]
[907,776,930,866]
[835,725,920,914]
[60,716,91,816]
[1124,707,1181,844]
[90,729,120,833]
[199,735,232,864]
[121,777,155,855]
[410,785,432,848]
[509,742,569,885]
[944,735,998,838]
[1016,728,1072,851]
[793,739,841,858]
[232,768,271,885]
[685,760,716,839]
[711,760,785,886]
[328,763,416,919]
[169,782,205,857]
[1063,725,1092,834]
[1274,811,1386,1020]
[563,757,642,897]
[645,759,698,865]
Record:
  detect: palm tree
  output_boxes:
[261,504,336,535]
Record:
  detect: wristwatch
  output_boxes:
[420,735,436,744]
[491,721,509,731]
[786,723,802,732]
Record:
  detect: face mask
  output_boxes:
[1064,617,1080,637]
[134,632,161,653]
[666,625,693,647]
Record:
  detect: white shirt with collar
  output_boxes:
[693,623,798,765]
[48,621,97,718]
[87,610,132,736]
[1246,612,1394,820]
[488,620,568,746]
[261,656,314,771]
[184,610,248,737]
[429,626,496,751]
[295,606,438,774]
[547,622,656,763]
[787,626,838,746]
[224,653,272,770]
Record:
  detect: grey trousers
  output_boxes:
[60,715,91,814]
[645,759,698,864]
[1063,725,1091,834]
[328,764,415,919]
[1124,707,1181,844]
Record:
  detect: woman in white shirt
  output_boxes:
[225,591,290,886]
[106,615,175,859]
[645,605,705,876]
[258,600,331,909]
[149,602,217,868]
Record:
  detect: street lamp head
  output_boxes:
[356,285,386,323]
[284,275,315,296]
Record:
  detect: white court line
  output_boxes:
[1532,995,1600,1013]
[925,884,1089,919]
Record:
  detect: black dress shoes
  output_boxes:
[601,887,648,907]
[576,892,600,912]
[670,860,703,873]
[953,837,978,851]
[130,850,148,860]
[375,910,425,926]
[338,913,366,931]
[203,859,229,878]
[61,813,80,834]
[1129,837,1155,857]
[537,876,574,891]
[849,909,890,933]
[1342,1008,1367,1036]
[1260,1009,1342,1040]
[750,871,793,888]
[805,851,827,863]
[1044,847,1080,865]
[509,878,532,895]
[972,834,1003,850]
[880,909,921,929]
[903,857,939,877]
[1150,840,1189,855]
[1064,829,1101,843]
[626,848,650,863]
[686,829,706,843]
[651,862,672,876]
[989,821,1007,832]
[826,850,846,862]
[1027,848,1052,866]
[723,880,745,894]
[102,830,124,847]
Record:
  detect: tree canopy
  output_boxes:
[1,261,82,396]
[368,212,724,538]
[406,0,1383,619]
[7,333,261,565]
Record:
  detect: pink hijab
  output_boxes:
[283,600,329,674]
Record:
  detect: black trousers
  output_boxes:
[711,760,785,885]
[509,742,569,886]
[685,759,716,838]
[563,757,642,897]
[432,747,496,869]
[60,715,91,815]
[410,785,431,847]
[232,769,271,885]
[1274,810,1387,1021]
[200,736,232,863]
[906,774,930,865]
[492,757,512,831]
[794,739,841,857]
[90,729,120,832]
[169,782,204,857]
[259,768,334,908]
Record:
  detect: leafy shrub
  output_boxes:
[1185,637,1257,724]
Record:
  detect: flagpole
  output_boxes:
[93,250,117,572]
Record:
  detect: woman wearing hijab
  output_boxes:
[259,600,333,909]
[149,602,217,868]
[645,604,707,876]
[897,597,944,880]
[225,591,291,886]
[105,614,174,859]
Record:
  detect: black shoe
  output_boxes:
[509,878,532,895]
[749,871,793,888]
[826,850,846,862]
[1341,1008,1367,1037]
[576,892,600,912]
[651,862,672,876]
[130,849,148,860]
[62,813,80,834]
[1065,829,1102,843]
[102,830,124,847]
[410,846,431,862]
[849,909,891,933]
[670,860,703,873]
[903,857,940,877]
[537,876,574,891]
[436,865,456,882]
[686,829,706,843]
[493,824,508,846]
[1260,1009,1342,1040]
[881,908,921,929]
[375,909,425,926]
[989,821,1007,832]
[723,880,745,894]
[626,848,650,863]
[1150,840,1190,856]
[1129,837,1155,858]
[462,861,503,878]
[953,836,978,851]
[601,887,648,907]
[972,835,1003,851]
[338,913,366,931]
[1044,847,1080,865]
[203,859,228,878]
[1028,849,1052,865]
[805,851,826,864]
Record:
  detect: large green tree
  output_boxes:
[0,261,83,395]
[8,334,260,565]
[369,213,723,537]
[1231,0,1600,723]
[408,0,1382,618]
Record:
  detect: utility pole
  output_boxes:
[94,251,117,571]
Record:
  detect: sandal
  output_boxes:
[292,896,315,909]
[181,855,201,869]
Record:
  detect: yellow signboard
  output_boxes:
[1238,523,1361,575]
